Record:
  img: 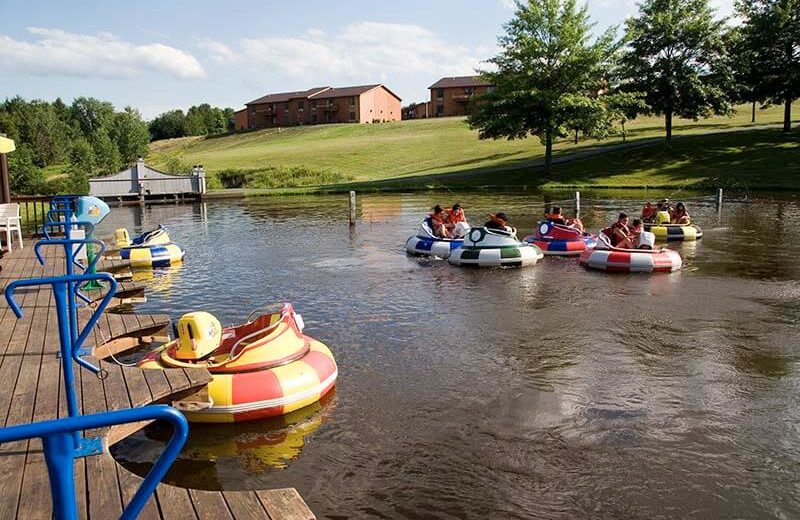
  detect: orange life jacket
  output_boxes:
[641,207,657,220]
[430,212,445,224]
[671,210,689,223]
[446,209,465,224]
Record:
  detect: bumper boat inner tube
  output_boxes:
[449,227,543,267]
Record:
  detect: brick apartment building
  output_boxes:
[429,76,494,117]
[238,84,402,130]
[402,102,430,120]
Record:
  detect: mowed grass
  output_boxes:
[150,103,797,187]
[396,127,800,191]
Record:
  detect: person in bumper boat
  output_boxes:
[485,212,516,236]
[607,212,635,249]
[671,202,691,224]
[545,206,585,233]
[641,202,657,223]
[430,205,449,238]
[445,203,468,238]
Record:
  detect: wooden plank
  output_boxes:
[142,368,171,402]
[17,304,60,520]
[223,492,271,520]
[257,489,316,520]
[85,450,124,519]
[184,368,212,388]
[163,368,191,394]
[101,361,131,412]
[121,365,152,408]
[156,484,199,520]
[117,466,160,520]
[189,489,234,520]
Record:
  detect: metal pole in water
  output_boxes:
[716,188,723,212]
[574,190,581,219]
[349,191,356,227]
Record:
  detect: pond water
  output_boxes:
[107,190,800,519]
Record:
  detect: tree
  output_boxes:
[724,27,765,122]
[149,110,187,140]
[737,0,799,132]
[7,143,43,194]
[90,128,121,175]
[110,108,150,164]
[620,0,731,146]
[468,0,618,172]
[70,97,114,136]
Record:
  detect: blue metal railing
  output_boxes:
[0,405,188,520]
[5,273,118,454]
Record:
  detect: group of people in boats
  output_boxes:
[640,199,691,225]
[429,204,468,238]
[426,198,692,247]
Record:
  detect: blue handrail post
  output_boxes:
[51,283,82,450]
[42,432,79,520]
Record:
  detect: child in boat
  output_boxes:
[671,202,691,224]
[630,218,643,240]
[641,202,657,223]
[485,212,516,236]
[445,203,469,238]
[657,198,672,213]
[609,213,635,248]
[429,205,449,238]
[547,206,585,233]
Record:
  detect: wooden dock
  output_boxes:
[0,247,315,520]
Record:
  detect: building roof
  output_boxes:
[246,86,330,106]
[429,76,493,89]
[310,84,402,102]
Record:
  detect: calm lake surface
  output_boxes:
[107,190,800,519]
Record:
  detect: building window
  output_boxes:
[349,111,356,122]
[312,114,318,123]
[464,87,473,95]
[436,88,444,100]
[284,102,289,110]
[298,101,304,110]
[349,97,356,106]
[436,104,444,116]
[486,86,495,93]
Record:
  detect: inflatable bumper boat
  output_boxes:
[449,227,543,267]
[579,232,682,273]
[139,303,337,423]
[115,225,185,267]
[523,221,598,256]
[405,218,469,259]
[643,223,703,241]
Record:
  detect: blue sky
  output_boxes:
[1,0,734,120]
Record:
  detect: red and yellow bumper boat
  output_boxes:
[139,303,337,423]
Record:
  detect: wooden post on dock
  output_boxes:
[349,191,356,226]
[716,188,723,212]
[574,190,581,219]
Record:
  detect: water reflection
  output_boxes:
[112,395,333,491]
[104,191,800,519]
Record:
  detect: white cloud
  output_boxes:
[202,21,486,84]
[0,27,206,80]
[500,0,516,9]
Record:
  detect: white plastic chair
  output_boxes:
[0,203,23,251]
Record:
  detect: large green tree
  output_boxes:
[620,0,731,146]
[468,0,617,172]
[737,0,799,132]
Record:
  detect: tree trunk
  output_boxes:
[665,109,673,148]
[545,128,553,174]
[784,95,792,132]
[574,129,579,145]
[621,120,626,143]
[752,100,756,123]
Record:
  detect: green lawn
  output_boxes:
[150,103,798,190]
[377,127,799,191]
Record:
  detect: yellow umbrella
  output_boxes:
[0,136,15,154]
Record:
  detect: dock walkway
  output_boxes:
[0,247,315,520]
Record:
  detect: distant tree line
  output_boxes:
[0,97,235,195]
[0,96,150,194]
[470,0,799,172]
[149,104,235,140]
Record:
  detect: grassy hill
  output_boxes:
[148,103,799,191]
